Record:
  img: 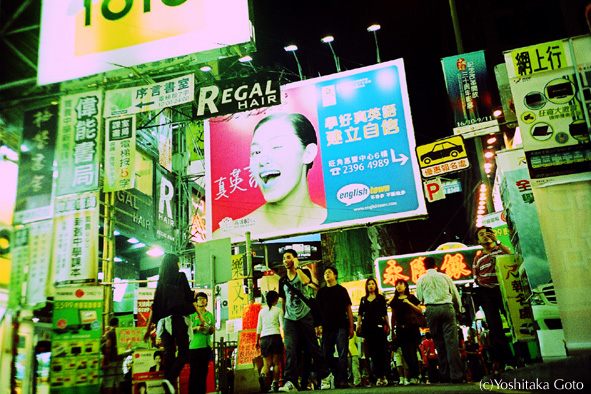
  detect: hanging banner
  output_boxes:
[57,90,103,196]
[505,36,591,186]
[8,227,29,309]
[441,50,499,137]
[50,286,103,394]
[155,168,177,251]
[156,112,173,172]
[14,105,58,224]
[374,246,482,290]
[206,59,426,243]
[136,288,155,328]
[52,192,99,286]
[104,115,136,192]
[228,279,248,320]
[195,72,281,119]
[104,75,194,117]
[25,220,54,306]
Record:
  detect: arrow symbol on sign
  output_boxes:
[135,101,155,108]
[390,149,408,165]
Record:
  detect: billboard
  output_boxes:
[38,0,253,84]
[374,246,482,291]
[206,59,426,243]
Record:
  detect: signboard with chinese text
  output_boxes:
[104,116,136,192]
[505,36,591,186]
[39,1,252,84]
[228,279,248,320]
[131,349,165,392]
[416,135,470,178]
[52,192,99,286]
[136,288,155,327]
[236,330,260,368]
[104,75,194,117]
[509,40,568,78]
[374,246,482,291]
[442,178,462,194]
[24,220,53,307]
[9,227,30,308]
[50,286,103,394]
[206,59,426,243]
[14,105,58,224]
[195,73,281,119]
[441,50,499,137]
[57,91,103,196]
[115,327,149,354]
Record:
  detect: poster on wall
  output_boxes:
[206,59,426,243]
[136,288,155,327]
[52,192,99,286]
[49,286,103,394]
[104,115,136,192]
[57,90,103,196]
[14,105,58,224]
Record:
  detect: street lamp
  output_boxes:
[321,35,341,73]
[239,55,256,71]
[284,45,304,80]
[367,24,381,63]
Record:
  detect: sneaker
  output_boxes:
[378,378,389,386]
[278,381,298,392]
[161,379,175,394]
[408,378,419,385]
[272,381,280,393]
[404,378,410,386]
[259,373,268,392]
[398,378,405,385]
[320,373,333,390]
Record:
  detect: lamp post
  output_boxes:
[284,45,304,80]
[367,24,381,63]
[321,36,341,73]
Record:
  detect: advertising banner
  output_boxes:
[115,327,149,354]
[57,90,103,196]
[52,192,99,286]
[416,135,470,178]
[155,168,177,251]
[104,75,194,117]
[374,246,481,291]
[136,288,155,327]
[9,227,29,308]
[131,349,165,393]
[228,279,248,320]
[195,73,281,119]
[105,116,136,192]
[39,1,252,84]
[505,36,591,186]
[441,50,499,137]
[50,286,103,394]
[206,59,426,243]
[14,105,58,224]
[24,220,53,307]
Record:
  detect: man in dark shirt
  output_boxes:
[317,267,354,388]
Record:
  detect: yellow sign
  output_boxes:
[228,279,248,320]
[416,135,469,178]
[341,280,366,307]
[510,40,567,77]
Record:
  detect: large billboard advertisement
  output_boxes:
[206,59,427,243]
[38,0,253,85]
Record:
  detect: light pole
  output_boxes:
[321,36,341,73]
[367,24,381,63]
[284,45,304,80]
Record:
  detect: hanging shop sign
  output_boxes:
[155,167,177,251]
[14,105,58,224]
[52,192,99,286]
[374,246,482,291]
[423,178,445,203]
[442,178,462,195]
[505,36,591,186]
[104,116,136,192]
[50,286,103,394]
[195,73,281,119]
[416,135,469,178]
[136,288,155,327]
[38,1,253,84]
[206,58,426,243]
[441,50,499,137]
[57,90,103,196]
[104,74,194,117]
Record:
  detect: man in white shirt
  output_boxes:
[416,256,464,383]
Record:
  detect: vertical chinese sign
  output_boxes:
[14,105,58,224]
[441,50,499,137]
[52,192,99,286]
[136,288,155,327]
[104,116,136,192]
[57,91,103,196]
[50,286,103,394]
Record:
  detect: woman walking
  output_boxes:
[389,279,423,385]
[144,254,198,394]
[256,290,284,392]
[357,278,390,386]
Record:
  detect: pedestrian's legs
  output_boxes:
[160,328,176,379]
[282,318,300,385]
[398,328,420,379]
[321,329,337,380]
[478,287,513,365]
[440,305,462,381]
[335,328,350,385]
[165,316,190,384]
[351,355,361,386]
[299,313,330,381]
[189,347,211,394]
[425,306,449,381]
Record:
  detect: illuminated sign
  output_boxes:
[195,73,281,119]
[416,135,470,178]
[509,40,567,77]
[374,246,482,290]
[206,59,426,243]
[38,0,253,85]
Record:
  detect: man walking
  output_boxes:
[473,226,515,372]
[415,257,464,383]
[316,267,354,388]
[278,249,333,392]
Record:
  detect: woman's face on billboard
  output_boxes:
[250,118,313,203]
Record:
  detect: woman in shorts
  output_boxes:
[256,290,284,392]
